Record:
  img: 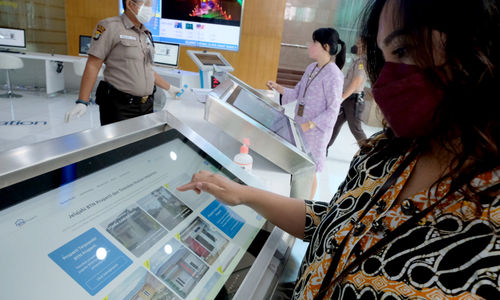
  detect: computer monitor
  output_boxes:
[79,35,92,56]
[153,41,179,67]
[0,27,26,49]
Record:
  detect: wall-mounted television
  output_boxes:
[119,0,244,52]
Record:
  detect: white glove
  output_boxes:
[65,103,87,123]
[167,85,182,99]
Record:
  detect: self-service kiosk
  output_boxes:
[187,50,234,89]
[0,112,293,300]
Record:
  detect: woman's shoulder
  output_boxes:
[347,131,413,175]
[325,62,344,78]
[305,62,317,72]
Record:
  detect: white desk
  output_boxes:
[12,52,84,96]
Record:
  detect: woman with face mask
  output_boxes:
[178,0,500,298]
[267,28,346,200]
[65,0,182,125]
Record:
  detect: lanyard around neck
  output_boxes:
[302,62,328,99]
[313,149,421,300]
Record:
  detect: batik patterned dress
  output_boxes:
[292,134,500,299]
[282,62,344,172]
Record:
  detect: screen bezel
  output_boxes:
[194,53,227,66]
[0,129,241,211]
[0,27,26,49]
[153,41,180,67]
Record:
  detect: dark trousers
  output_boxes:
[327,93,367,149]
[96,81,154,126]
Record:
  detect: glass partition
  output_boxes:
[0,0,67,54]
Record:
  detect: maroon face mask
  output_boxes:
[372,62,444,137]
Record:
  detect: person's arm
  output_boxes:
[177,171,307,239]
[266,81,285,94]
[154,71,182,98]
[342,75,364,100]
[78,55,104,102]
[268,65,313,106]
[154,71,171,90]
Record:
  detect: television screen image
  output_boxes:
[107,267,181,300]
[119,0,244,51]
[162,0,242,26]
[101,204,168,257]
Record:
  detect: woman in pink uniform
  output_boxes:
[267,27,346,199]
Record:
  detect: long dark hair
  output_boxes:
[360,0,500,205]
[312,28,346,69]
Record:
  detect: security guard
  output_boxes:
[65,0,181,125]
[327,40,368,152]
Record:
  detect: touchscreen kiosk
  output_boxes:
[205,78,315,199]
[187,50,234,89]
[0,112,293,300]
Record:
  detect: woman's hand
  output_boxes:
[178,172,307,239]
[301,121,315,132]
[301,123,309,132]
[176,170,246,206]
[266,80,284,94]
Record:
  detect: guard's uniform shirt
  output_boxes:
[89,14,155,97]
[343,57,367,94]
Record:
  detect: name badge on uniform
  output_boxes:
[120,35,137,41]
[297,104,305,117]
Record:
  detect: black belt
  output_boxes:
[98,81,154,104]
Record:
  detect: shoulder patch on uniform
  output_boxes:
[93,25,106,41]
[358,63,364,70]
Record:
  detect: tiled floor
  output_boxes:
[0,91,101,152]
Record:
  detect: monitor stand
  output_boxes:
[0,48,24,54]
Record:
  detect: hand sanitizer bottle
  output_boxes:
[233,138,253,172]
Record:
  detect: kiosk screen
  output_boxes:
[194,53,227,66]
[228,87,296,146]
[0,129,266,300]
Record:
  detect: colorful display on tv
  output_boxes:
[119,0,243,51]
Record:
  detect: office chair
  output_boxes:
[0,53,24,98]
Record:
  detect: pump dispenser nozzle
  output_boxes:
[234,138,253,172]
[240,138,250,154]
